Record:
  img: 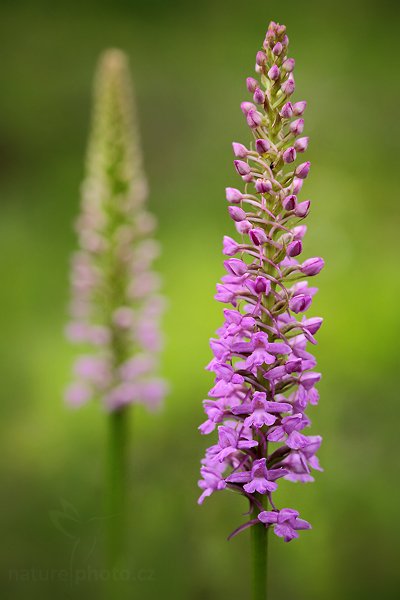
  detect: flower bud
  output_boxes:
[280,102,293,118]
[290,118,304,136]
[282,194,297,211]
[226,187,243,203]
[224,258,248,276]
[266,22,276,41]
[287,239,303,257]
[294,200,310,217]
[293,101,307,116]
[292,225,307,239]
[295,161,311,179]
[289,293,312,313]
[247,109,262,129]
[253,275,271,294]
[282,58,295,72]
[249,228,268,246]
[228,206,247,222]
[255,178,272,193]
[294,136,309,152]
[234,160,251,176]
[255,138,270,154]
[256,51,267,66]
[246,77,259,93]
[236,219,252,234]
[253,88,265,105]
[300,257,325,276]
[268,65,280,81]
[281,74,295,95]
[232,142,248,158]
[272,42,283,55]
[303,317,323,335]
[242,173,253,183]
[241,101,256,115]
[223,236,240,256]
[292,177,303,194]
[283,147,297,164]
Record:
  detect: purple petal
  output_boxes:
[258,510,278,525]
[226,471,252,484]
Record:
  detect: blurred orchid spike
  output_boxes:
[65,49,167,412]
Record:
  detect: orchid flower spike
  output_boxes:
[198,22,324,546]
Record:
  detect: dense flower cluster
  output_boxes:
[198,22,323,542]
[65,49,166,411]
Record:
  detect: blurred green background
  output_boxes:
[1,0,399,598]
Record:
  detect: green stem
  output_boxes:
[107,407,129,570]
[251,506,268,600]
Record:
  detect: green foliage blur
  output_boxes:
[1,0,399,598]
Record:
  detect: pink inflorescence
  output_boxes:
[65,49,167,413]
[198,22,324,542]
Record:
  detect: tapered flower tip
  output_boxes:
[97,48,129,73]
[265,21,287,44]
[93,49,134,109]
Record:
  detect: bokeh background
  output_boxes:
[1,0,400,598]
